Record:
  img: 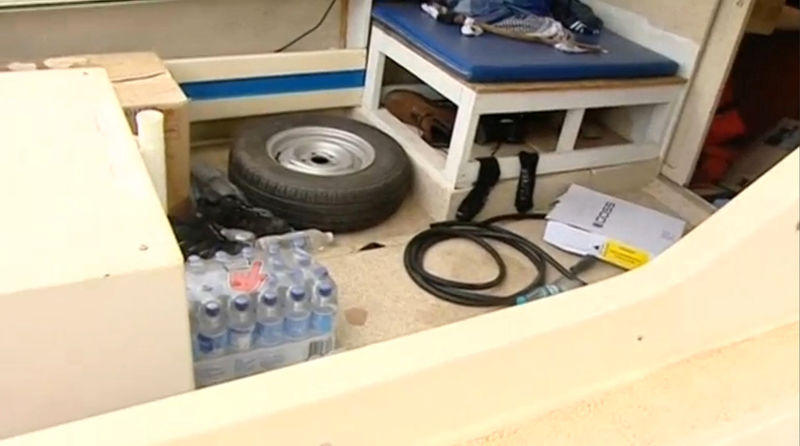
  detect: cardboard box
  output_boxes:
[544,185,686,269]
[2,52,191,217]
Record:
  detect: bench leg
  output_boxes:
[647,102,675,153]
[443,90,480,188]
[362,33,387,111]
[556,108,586,152]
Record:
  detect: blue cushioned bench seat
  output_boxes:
[372,2,680,83]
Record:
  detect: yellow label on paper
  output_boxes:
[601,240,650,270]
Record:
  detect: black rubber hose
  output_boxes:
[403,214,587,307]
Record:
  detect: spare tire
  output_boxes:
[229,114,412,232]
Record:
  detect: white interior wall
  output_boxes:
[0,0,341,60]
[596,0,718,43]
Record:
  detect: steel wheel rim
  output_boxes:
[266,126,376,176]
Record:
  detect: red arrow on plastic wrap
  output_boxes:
[229,260,266,293]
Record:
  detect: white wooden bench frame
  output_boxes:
[361,25,686,216]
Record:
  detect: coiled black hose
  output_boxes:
[403,214,591,307]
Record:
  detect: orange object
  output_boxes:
[705,108,747,146]
[692,145,739,186]
[718,80,736,109]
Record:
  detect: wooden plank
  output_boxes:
[0,68,192,439]
[361,36,387,110]
[7,151,797,446]
[166,49,367,83]
[474,84,681,114]
[642,177,716,228]
[367,108,447,174]
[555,108,586,152]
[662,0,757,185]
[373,25,466,104]
[1,52,191,217]
[346,0,373,48]
[470,76,686,93]
[446,159,665,220]
[458,143,661,187]
[443,90,480,185]
[188,89,363,121]
[460,324,799,445]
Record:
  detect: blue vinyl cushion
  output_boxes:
[372,3,680,83]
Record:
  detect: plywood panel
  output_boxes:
[662,0,757,184]
[0,0,341,59]
[0,52,192,217]
[0,68,192,438]
[588,0,720,43]
[7,151,796,446]
[461,323,799,446]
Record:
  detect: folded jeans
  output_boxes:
[452,0,553,22]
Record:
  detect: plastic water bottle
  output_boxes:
[206,262,230,295]
[185,255,209,292]
[311,265,336,292]
[286,230,334,251]
[213,251,234,270]
[255,288,284,347]
[312,280,338,309]
[227,295,255,352]
[256,229,334,252]
[225,250,251,271]
[265,240,281,257]
[312,265,332,281]
[310,281,337,335]
[284,286,311,340]
[267,255,288,279]
[282,269,305,300]
[185,256,229,295]
[292,249,313,270]
[196,299,227,358]
[241,246,259,263]
[291,250,317,292]
[289,236,310,253]
[267,256,294,298]
[310,304,336,335]
[220,228,256,246]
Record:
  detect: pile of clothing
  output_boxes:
[171,162,291,259]
[422,0,604,53]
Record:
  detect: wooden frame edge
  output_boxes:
[8,152,798,446]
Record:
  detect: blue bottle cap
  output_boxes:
[266,242,281,255]
[295,251,312,267]
[288,270,304,285]
[233,295,250,311]
[317,282,333,297]
[260,291,278,306]
[204,301,220,317]
[289,286,305,302]
[268,256,286,271]
[313,266,329,279]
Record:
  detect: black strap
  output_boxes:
[515,151,539,213]
[456,157,500,222]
